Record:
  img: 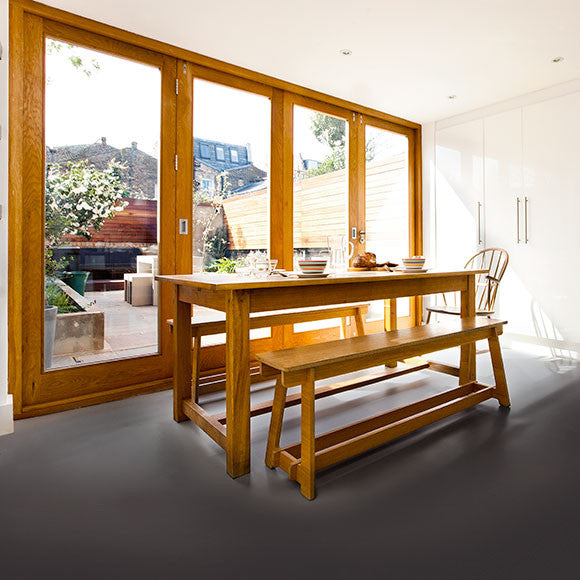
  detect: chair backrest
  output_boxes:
[464,248,509,313]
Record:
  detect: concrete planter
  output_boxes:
[53,279,105,356]
[44,305,58,369]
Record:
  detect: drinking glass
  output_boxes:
[255,256,269,278]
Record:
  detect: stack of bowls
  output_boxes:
[401,256,426,270]
[298,259,327,275]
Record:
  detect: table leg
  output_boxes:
[173,286,192,423]
[225,290,251,478]
[459,275,476,383]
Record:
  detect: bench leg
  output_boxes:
[488,330,511,407]
[192,330,202,404]
[265,378,286,469]
[340,317,348,339]
[353,308,366,337]
[385,299,397,368]
[299,369,316,500]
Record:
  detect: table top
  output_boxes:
[156,269,487,291]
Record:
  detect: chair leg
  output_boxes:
[488,330,511,407]
[353,308,366,336]
[192,330,202,404]
[265,377,286,469]
[299,369,316,500]
[425,310,432,325]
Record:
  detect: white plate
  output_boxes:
[395,267,429,273]
[296,272,330,278]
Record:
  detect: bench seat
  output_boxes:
[258,317,510,500]
[167,302,369,337]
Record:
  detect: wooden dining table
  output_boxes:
[156,269,484,479]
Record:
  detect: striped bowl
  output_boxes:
[298,259,328,274]
[401,257,426,269]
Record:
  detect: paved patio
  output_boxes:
[52,290,158,369]
[50,290,270,369]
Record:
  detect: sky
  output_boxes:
[45,42,331,173]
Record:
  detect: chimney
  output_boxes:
[100,137,107,145]
[131,141,138,150]
[245,142,252,163]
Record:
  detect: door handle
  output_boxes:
[477,202,483,245]
[359,230,366,244]
[516,197,521,244]
[524,196,529,244]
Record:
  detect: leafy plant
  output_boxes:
[193,170,224,262]
[205,226,229,262]
[45,248,69,278]
[214,257,238,273]
[45,279,80,313]
[45,160,130,246]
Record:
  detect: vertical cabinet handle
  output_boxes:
[524,196,529,244]
[516,197,521,244]
[477,201,483,245]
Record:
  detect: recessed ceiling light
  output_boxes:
[552,56,564,63]
[447,95,457,100]
[339,49,352,56]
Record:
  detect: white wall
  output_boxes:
[0,0,14,436]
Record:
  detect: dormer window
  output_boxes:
[200,143,210,159]
[230,149,239,163]
[216,147,225,161]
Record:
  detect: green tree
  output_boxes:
[46,40,101,78]
[307,113,376,177]
[45,160,129,246]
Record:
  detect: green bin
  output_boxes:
[60,271,90,296]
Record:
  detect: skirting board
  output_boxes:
[0,395,14,436]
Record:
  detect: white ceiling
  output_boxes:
[41,0,580,124]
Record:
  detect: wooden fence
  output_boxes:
[60,153,408,259]
[63,198,157,247]
[223,153,408,260]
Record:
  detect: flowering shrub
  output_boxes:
[45,160,130,246]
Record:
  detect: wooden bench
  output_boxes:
[168,302,369,401]
[258,317,510,500]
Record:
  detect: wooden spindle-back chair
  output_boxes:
[425,248,509,323]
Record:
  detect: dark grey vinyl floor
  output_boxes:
[1,347,580,579]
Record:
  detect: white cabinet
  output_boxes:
[519,93,580,345]
[437,91,580,349]
[484,109,536,339]
[435,120,485,272]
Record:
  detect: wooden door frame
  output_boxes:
[9,7,178,417]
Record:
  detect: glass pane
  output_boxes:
[292,106,348,332]
[192,79,271,340]
[193,79,270,273]
[365,126,410,320]
[293,106,348,262]
[44,39,161,370]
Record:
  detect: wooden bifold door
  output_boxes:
[9,1,422,418]
[10,12,178,416]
